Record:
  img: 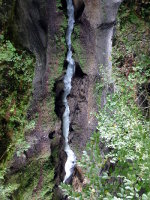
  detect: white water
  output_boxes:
[62,0,76,183]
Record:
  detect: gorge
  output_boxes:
[0,0,150,199]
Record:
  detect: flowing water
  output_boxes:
[62,0,76,183]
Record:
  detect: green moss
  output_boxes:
[56,0,62,12]
[94,80,103,109]
[51,146,59,165]
[9,157,54,200]
[72,24,86,71]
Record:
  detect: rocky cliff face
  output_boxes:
[3,0,122,198]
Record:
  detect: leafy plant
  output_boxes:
[61,90,150,199]
[0,33,35,199]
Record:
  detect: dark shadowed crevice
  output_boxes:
[49,131,55,139]
[74,62,86,77]
[57,0,67,11]
[137,83,150,118]
[61,0,67,10]
[73,0,85,20]
[54,77,65,119]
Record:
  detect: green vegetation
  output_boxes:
[113,2,150,117]
[56,0,62,12]
[60,2,150,200]
[0,33,35,199]
[9,157,54,200]
[0,34,35,153]
[124,0,150,22]
[0,35,34,137]
[72,24,86,71]
[61,92,150,199]
[0,155,54,200]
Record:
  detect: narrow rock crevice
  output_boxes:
[54,77,65,119]
[73,0,85,20]
[97,21,116,30]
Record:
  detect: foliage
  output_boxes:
[124,0,150,21]
[8,157,54,200]
[72,24,86,71]
[61,89,150,199]
[0,183,19,200]
[0,33,35,199]
[0,33,35,146]
[113,4,150,80]
[113,3,150,116]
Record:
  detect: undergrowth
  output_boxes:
[60,80,150,200]
[0,33,35,199]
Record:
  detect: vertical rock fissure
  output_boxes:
[62,0,76,183]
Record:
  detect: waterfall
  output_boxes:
[62,0,76,183]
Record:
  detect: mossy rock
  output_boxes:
[8,156,54,200]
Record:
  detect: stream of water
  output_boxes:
[62,0,76,183]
